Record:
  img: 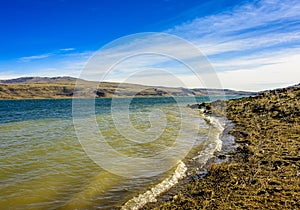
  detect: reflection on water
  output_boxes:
[0,96,238,209]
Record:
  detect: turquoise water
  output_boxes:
[0,96,239,209]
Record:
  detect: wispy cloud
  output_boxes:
[18,47,78,62]
[161,0,300,90]
[60,48,75,51]
[168,0,300,60]
[5,0,300,91]
[0,71,28,80]
[78,33,215,86]
[217,53,300,91]
[79,0,300,90]
[4,50,92,80]
[19,53,52,62]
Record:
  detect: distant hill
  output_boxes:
[0,76,87,84]
[0,76,256,99]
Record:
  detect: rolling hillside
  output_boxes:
[0,77,256,99]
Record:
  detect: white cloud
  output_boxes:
[162,0,300,90]
[217,53,300,91]
[169,0,300,37]
[60,48,75,51]
[4,0,300,91]
[19,53,52,62]
[35,67,81,78]
[79,0,300,91]
[106,52,300,92]
[167,0,300,56]
[0,72,28,80]
[212,46,300,71]
[76,33,216,86]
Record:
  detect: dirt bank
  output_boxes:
[144,84,300,209]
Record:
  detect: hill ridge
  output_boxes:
[0,76,257,99]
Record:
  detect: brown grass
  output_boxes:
[0,78,254,99]
[144,84,300,209]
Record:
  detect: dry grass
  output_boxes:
[0,77,255,99]
[144,84,300,209]
[0,84,76,99]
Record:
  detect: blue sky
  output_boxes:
[0,0,300,91]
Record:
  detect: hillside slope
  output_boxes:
[146,83,300,209]
[0,76,256,99]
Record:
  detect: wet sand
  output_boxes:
[144,84,300,209]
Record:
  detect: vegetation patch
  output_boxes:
[144,84,300,209]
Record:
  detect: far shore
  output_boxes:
[0,95,247,101]
[0,76,256,100]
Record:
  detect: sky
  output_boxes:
[0,0,300,91]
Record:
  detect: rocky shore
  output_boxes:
[144,84,300,209]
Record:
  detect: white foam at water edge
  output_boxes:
[121,115,225,210]
[192,115,224,165]
[121,161,187,210]
[207,116,224,152]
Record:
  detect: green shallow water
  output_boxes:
[0,97,240,209]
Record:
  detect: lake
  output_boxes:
[0,96,239,209]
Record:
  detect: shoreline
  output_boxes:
[141,116,237,210]
[144,84,300,209]
[121,113,233,209]
[0,95,248,101]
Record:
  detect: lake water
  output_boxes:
[0,96,239,209]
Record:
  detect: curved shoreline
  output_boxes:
[121,113,227,210]
[121,161,187,210]
[144,84,300,209]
